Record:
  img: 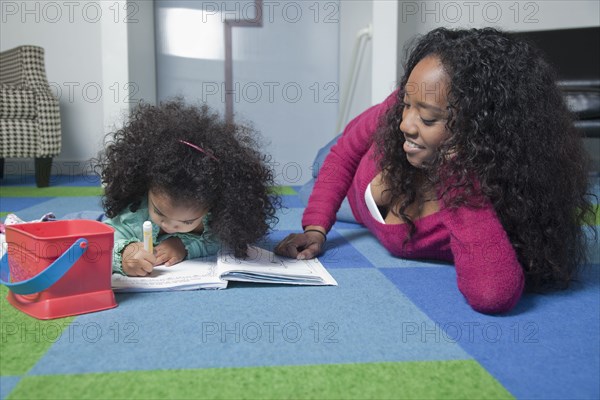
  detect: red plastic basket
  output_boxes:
[1,220,117,319]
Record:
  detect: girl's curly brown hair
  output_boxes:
[375,27,596,292]
[95,99,279,257]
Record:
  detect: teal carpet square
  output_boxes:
[337,228,451,269]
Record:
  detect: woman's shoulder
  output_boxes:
[334,90,400,154]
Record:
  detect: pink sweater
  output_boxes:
[303,91,524,314]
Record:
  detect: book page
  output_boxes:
[218,246,337,285]
[111,247,337,291]
[111,257,227,292]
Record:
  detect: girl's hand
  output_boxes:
[155,237,186,267]
[122,242,156,276]
[274,228,326,260]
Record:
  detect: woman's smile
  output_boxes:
[403,137,426,153]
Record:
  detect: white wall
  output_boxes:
[338,0,372,129]
[1,0,104,169]
[127,0,157,108]
[371,0,398,105]
[230,9,339,185]
[0,0,156,174]
[2,0,597,175]
[339,0,399,114]
[154,0,339,185]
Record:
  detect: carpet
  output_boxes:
[1,174,599,399]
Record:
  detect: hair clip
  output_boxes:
[179,140,219,161]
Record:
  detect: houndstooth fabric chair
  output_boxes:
[0,45,61,187]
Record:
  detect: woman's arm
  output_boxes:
[275,91,398,260]
[302,91,399,232]
[443,202,525,314]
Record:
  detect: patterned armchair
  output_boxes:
[0,45,61,187]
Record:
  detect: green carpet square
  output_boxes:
[1,187,103,198]
[0,286,74,376]
[7,360,513,399]
[270,186,297,195]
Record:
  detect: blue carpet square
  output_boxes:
[0,377,20,399]
[279,195,304,208]
[29,269,469,375]
[0,197,53,214]
[11,197,103,221]
[273,208,304,230]
[380,265,600,399]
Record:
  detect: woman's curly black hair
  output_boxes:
[375,27,596,292]
[95,99,279,258]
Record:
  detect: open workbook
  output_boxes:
[111,246,337,292]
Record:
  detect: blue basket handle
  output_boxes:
[0,238,88,295]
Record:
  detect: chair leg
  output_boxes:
[35,157,52,187]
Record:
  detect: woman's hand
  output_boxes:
[122,242,156,276]
[154,237,187,267]
[274,227,327,260]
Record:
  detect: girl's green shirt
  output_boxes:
[104,197,220,274]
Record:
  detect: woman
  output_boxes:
[275,27,595,314]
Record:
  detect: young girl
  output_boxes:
[96,100,278,277]
[275,27,596,314]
